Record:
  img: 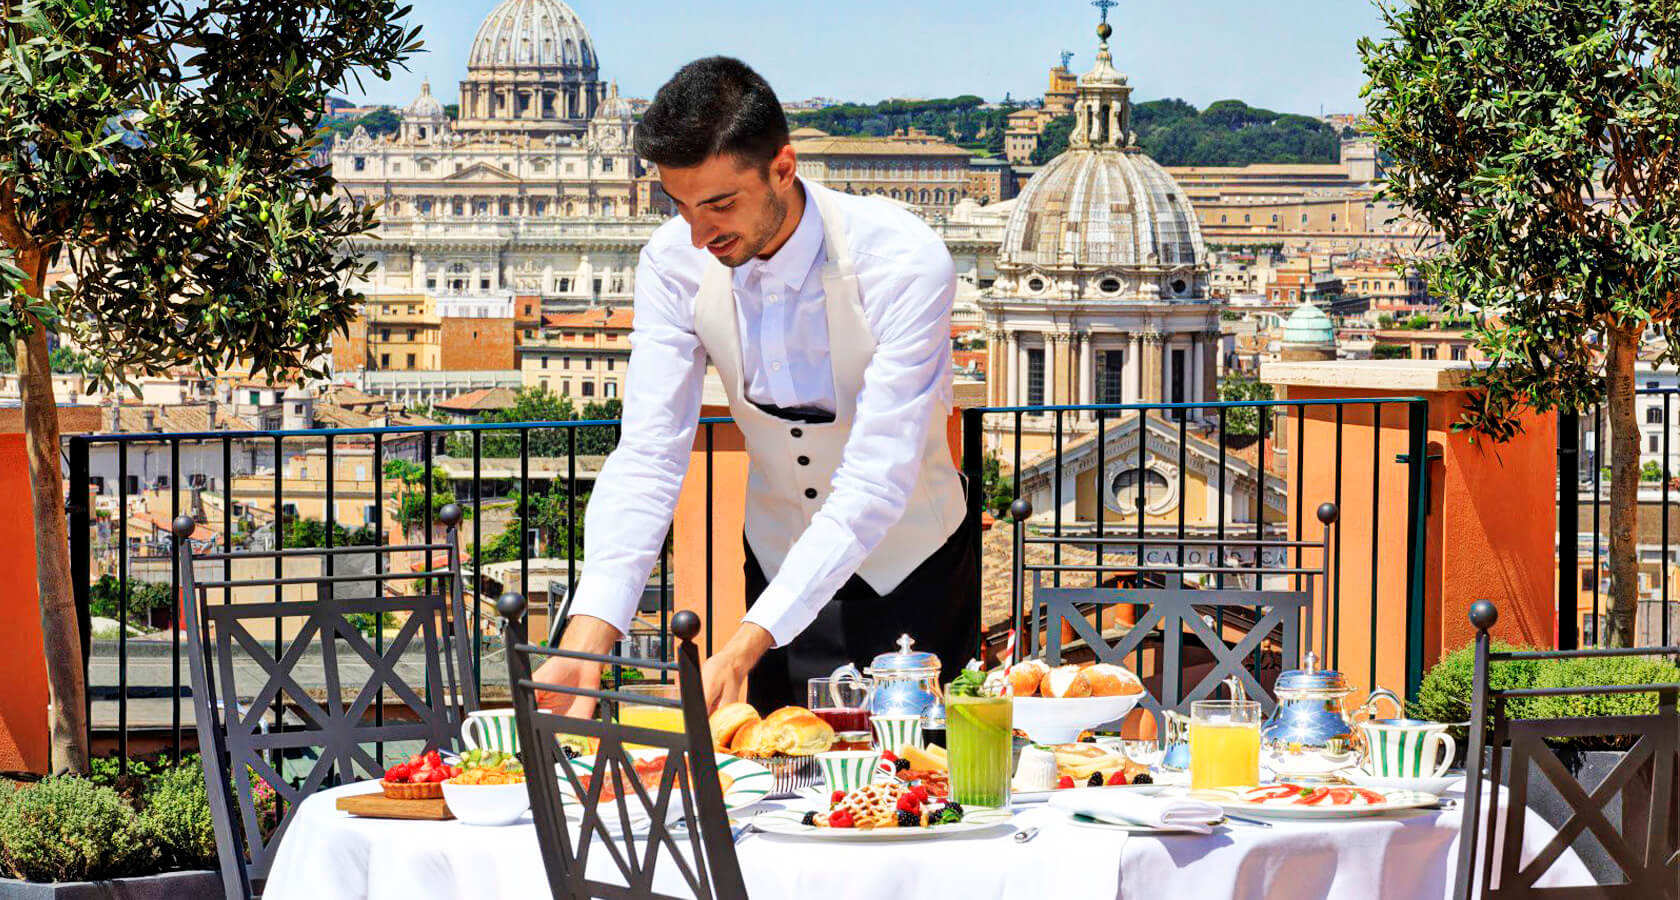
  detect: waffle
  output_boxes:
[831,782,908,829]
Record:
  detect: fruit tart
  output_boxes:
[381,750,460,799]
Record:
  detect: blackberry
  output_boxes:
[560,745,580,760]
[1087,772,1105,788]
[893,757,911,773]
[942,803,964,820]
[1130,773,1154,785]
[895,809,919,828]
[800,811,819,826]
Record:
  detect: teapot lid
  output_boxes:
[1275,651,1349,694]
[869,634,941,673]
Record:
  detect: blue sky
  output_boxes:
[346,1,1390,117]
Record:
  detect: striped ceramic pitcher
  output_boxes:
[462,709,520,754]
[1357,719,1455,779]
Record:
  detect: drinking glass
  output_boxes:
[946,682,1012,808]
[616,682,685,735]
[1189,699,1261,790]
[808,677,872,751]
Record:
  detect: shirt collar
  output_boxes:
[734,180,824,293]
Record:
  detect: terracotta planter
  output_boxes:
[0,870,220,899]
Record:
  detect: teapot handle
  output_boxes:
[1357,687,1404,723]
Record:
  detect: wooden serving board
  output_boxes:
[336,793,454,821]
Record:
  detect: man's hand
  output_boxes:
[699,623,775,712]
[531,615,621,717]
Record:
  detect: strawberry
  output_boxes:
[385,763,412,782]
[828,809,855,828]
[1056,775,1075,790]
[1107,771,1128,786]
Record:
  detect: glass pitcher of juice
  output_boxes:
[1189,698,1261,791]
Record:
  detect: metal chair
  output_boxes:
[499,593,747,900]
[174,504,477,900]
[1455,600,1680,898]
[1015,498,1337,731]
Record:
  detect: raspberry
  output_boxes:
[829,809,855,828]
[908,785,930,803]
[880,750,897,763]
[1107,770,1128,786]
[1056,775,1075,789]
[830,790,846,806]
[897,792,922,813]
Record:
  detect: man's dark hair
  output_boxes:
[634,57,789,170]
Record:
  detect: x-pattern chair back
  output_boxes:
[175,505,477,900]
[501,594,746,900]
[1455,600,1680,899]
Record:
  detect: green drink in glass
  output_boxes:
[945,672,1012,808]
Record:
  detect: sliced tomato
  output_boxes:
[1247,785,1304,802]
[1352,788,1387,805]
[1294,787,1332,805]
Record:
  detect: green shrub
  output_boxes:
[1528,655,1680,750]
[138,764,218,871]
[1409,641,1545,744]
[0,777,156,883]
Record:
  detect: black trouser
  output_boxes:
[743,506,980,712]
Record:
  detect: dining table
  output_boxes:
[261,778,1593,900]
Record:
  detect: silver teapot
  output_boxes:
[829,634,945,729]
[1260,651,1401,782]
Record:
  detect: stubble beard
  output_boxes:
[718,189,789,268]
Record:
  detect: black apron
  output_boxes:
[742,402,980,711]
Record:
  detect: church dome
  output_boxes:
[593,82,633,121]
[468,0,597,71]
[998,24,1206,274]
[1282,300,1334,346]
[403,80,445,120]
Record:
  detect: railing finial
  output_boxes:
[672,610,702,643]
[172,515,197,541]
[1316,502,1339,525]
[497,591,527,619]
[438,503,463,528]
[1469,599,1498,633]
[1010,497,1032,522]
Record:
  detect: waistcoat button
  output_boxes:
[797,455,810,466]
[790,427,803,438]
[804,488,818,499]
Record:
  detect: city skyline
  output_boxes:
[344,0,1388,118]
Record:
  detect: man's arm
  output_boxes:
[733,241,957,653]
[534,246,706,709]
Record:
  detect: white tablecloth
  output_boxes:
[263,782,1592,900]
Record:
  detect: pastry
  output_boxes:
[1007,659,1050,696]
[729,706,835,757]
[1012,745,1057,792]
[1083,663,1143,697]
[708,702,760,751]
[1042,664,1092,698]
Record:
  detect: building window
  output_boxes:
[1100,350,1126,405]
[558,277,571,293]
[541,357,548,369]
[1451,346,1467,361]
[1650,433,1661,453]
[406,329,417,341]
[480,278,490,291]
[583,358,592,370]
[582,381,595,397]
[602,158,614,172]
[560,381,570,397]
[380,353,390,367]
[605,381,618,398]
[452,200,463,215]
[1099,277,1121,294]
[380,329,391,341]
[1026,348,1045,407]
[1110,467,1169,511]
[353,157,366,171]
[1648,406,1665,425]
[1420,346,1438,360]
[606,359,614,371]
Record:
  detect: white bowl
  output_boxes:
[1339,766,1463,797]
[1010,694,1144,744]
[441,780,531,827]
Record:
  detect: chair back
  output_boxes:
[501,595,747,900]
[1014,498,1337,730]
[174,505,476,900]
[1454,600,1680,899]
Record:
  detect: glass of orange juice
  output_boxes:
[615,682,686,735]
[1189,699,1261,790]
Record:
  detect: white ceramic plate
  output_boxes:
[1194,786,1439,819]
[749,805,1014,840]
[1339,767,1463,796]
[1012,783,1168,804]
[556,749,773,821]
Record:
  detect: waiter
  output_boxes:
[534,57,977,713]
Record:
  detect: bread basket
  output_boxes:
[759,754,821,796]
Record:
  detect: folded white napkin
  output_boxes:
[1048,790,1224,834]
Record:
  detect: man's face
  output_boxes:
[659,145,797,268]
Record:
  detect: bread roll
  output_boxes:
[727,720,766,756]
[1007,659,1050,697]
[1083,663,1143,697]
[1042,664,1092,698]
[728,706,835,757]
[708,702,760,752]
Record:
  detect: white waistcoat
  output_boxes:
[691,185,967,596]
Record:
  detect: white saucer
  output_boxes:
[1338,767,1463,796]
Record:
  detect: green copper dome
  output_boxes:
[1282,301,1334,346]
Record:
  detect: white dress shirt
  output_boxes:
[568,181,958,645]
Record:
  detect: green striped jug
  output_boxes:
[462,709,521,754]
[1357,719,1455,779]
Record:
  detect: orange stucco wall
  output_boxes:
[1281,385,1557,700]
[0,433,49,773]
[673,407,967,659]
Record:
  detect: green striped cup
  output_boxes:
[462,710,520,754]
[871,714,923,754]
[1358,719,1455,779]
[817,750,882,795]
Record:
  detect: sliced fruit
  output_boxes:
[899,744,947,774]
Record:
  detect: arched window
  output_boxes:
[919,189,930,203]
[933,189,944,204]
[451,199,463,216]
[601,199,615,217]
[1110,468,1169,511]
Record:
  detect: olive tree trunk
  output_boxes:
[1605,320,1641,647]
[14,245,87,773]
